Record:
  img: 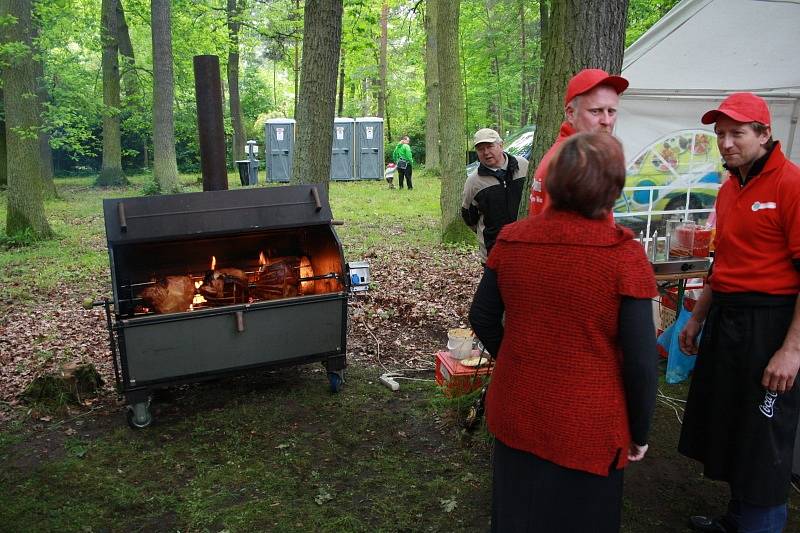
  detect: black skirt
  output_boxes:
[491,439,624,533]
[678,292,800,506]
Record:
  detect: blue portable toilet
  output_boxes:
[264,118,295,183]
[330,117,355,181]
[355,117,384,180]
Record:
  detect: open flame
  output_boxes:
[258,251,267,266]
[190,279,206,310]
[210,255,216,270]
[299,256,314,294]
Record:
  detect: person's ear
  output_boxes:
[564,105,575,124]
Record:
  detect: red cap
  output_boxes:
[564,69,628,105]
[701,92,771,126]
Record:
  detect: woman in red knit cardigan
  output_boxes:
[470,132,658,532]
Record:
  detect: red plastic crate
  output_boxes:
[434,350,493,397]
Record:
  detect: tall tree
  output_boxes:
[292,0,343,187]
[293,0,300,116]
[115,0,146,169]
[1,0,52,238]
[150,0,180,193]
[377,2,387,119]
[0,92,6,188]
[518,0,530,127]
[484,0,503,133]
[97,0,126,186]
[116,0,136,95]
[31,10,57,198]
[227,0,246,162]
[518,0,628,219]
[336,47,345,116]
[436,0,468,243]
[423,0,439,170]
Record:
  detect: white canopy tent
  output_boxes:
[616,0,800,164]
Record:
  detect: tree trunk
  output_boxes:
[116,0,137,97]
[436,0,469,243]
[518,0,628,219]
[30,16,58,197]
[337,48,345,116]
[227,0,246,163]
[293,0,300,116]
[0,96,7,188]
[1,0,52,239]
[519,0,529,127]
[378,2,388,118]
[274,60,278,111]
[484,1,503,133]
[151,0,180,193]
[292,0,343,188]
[423,0,440,171]
[98,0,126,186]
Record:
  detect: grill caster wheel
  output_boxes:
[328,371,344,393]
[126,400,152,429]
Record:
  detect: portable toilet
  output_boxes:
[264,118,295,183]
[355,117,384,180]
[330,117,355,181]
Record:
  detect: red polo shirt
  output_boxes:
[711,142,800,294]
[529,122,575,216]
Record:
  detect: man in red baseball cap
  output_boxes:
[528,68,628,216]
[677,92,800,533]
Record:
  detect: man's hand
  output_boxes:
[678,317,703,354]
[628,443,649,462]
[762,345,800,394]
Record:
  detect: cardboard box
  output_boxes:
[434,350,492,397]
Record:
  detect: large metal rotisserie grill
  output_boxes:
[101,185,347,427]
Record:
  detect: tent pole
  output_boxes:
[784,98,800,160]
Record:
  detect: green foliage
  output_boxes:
[626,0,681,47]
[140,179,162,196]
[0,227,38,249]
[24,0,678,176]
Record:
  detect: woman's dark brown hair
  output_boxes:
[545,132,626,219]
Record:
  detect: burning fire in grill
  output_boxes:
[138,251,326,315]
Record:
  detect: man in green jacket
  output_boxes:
[392,135,414,190]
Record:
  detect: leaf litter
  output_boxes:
[0,243,483,407]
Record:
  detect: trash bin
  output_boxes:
[246,140,260,185]
[247,159,260,185]
[236,160,250,186]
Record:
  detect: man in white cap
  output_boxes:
[528,68,628,216]
[678,92,800,533]
[461,128,529,263]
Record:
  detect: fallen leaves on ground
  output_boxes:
[0,243,483,404]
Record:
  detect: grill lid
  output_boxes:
[103,185,332,244]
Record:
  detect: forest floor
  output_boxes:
[0,173,797,532]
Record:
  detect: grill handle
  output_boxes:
[117,203,127,232]
[235,311,245,332]
[310,187,322,212]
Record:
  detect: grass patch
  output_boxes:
[0,366,492,532]
[0,170,461,303]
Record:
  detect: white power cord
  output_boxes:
[357,313,435,392]
[657,388,686,424]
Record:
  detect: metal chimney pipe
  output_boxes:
[193,55,228,191]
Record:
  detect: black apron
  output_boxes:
[678,292,800,506]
